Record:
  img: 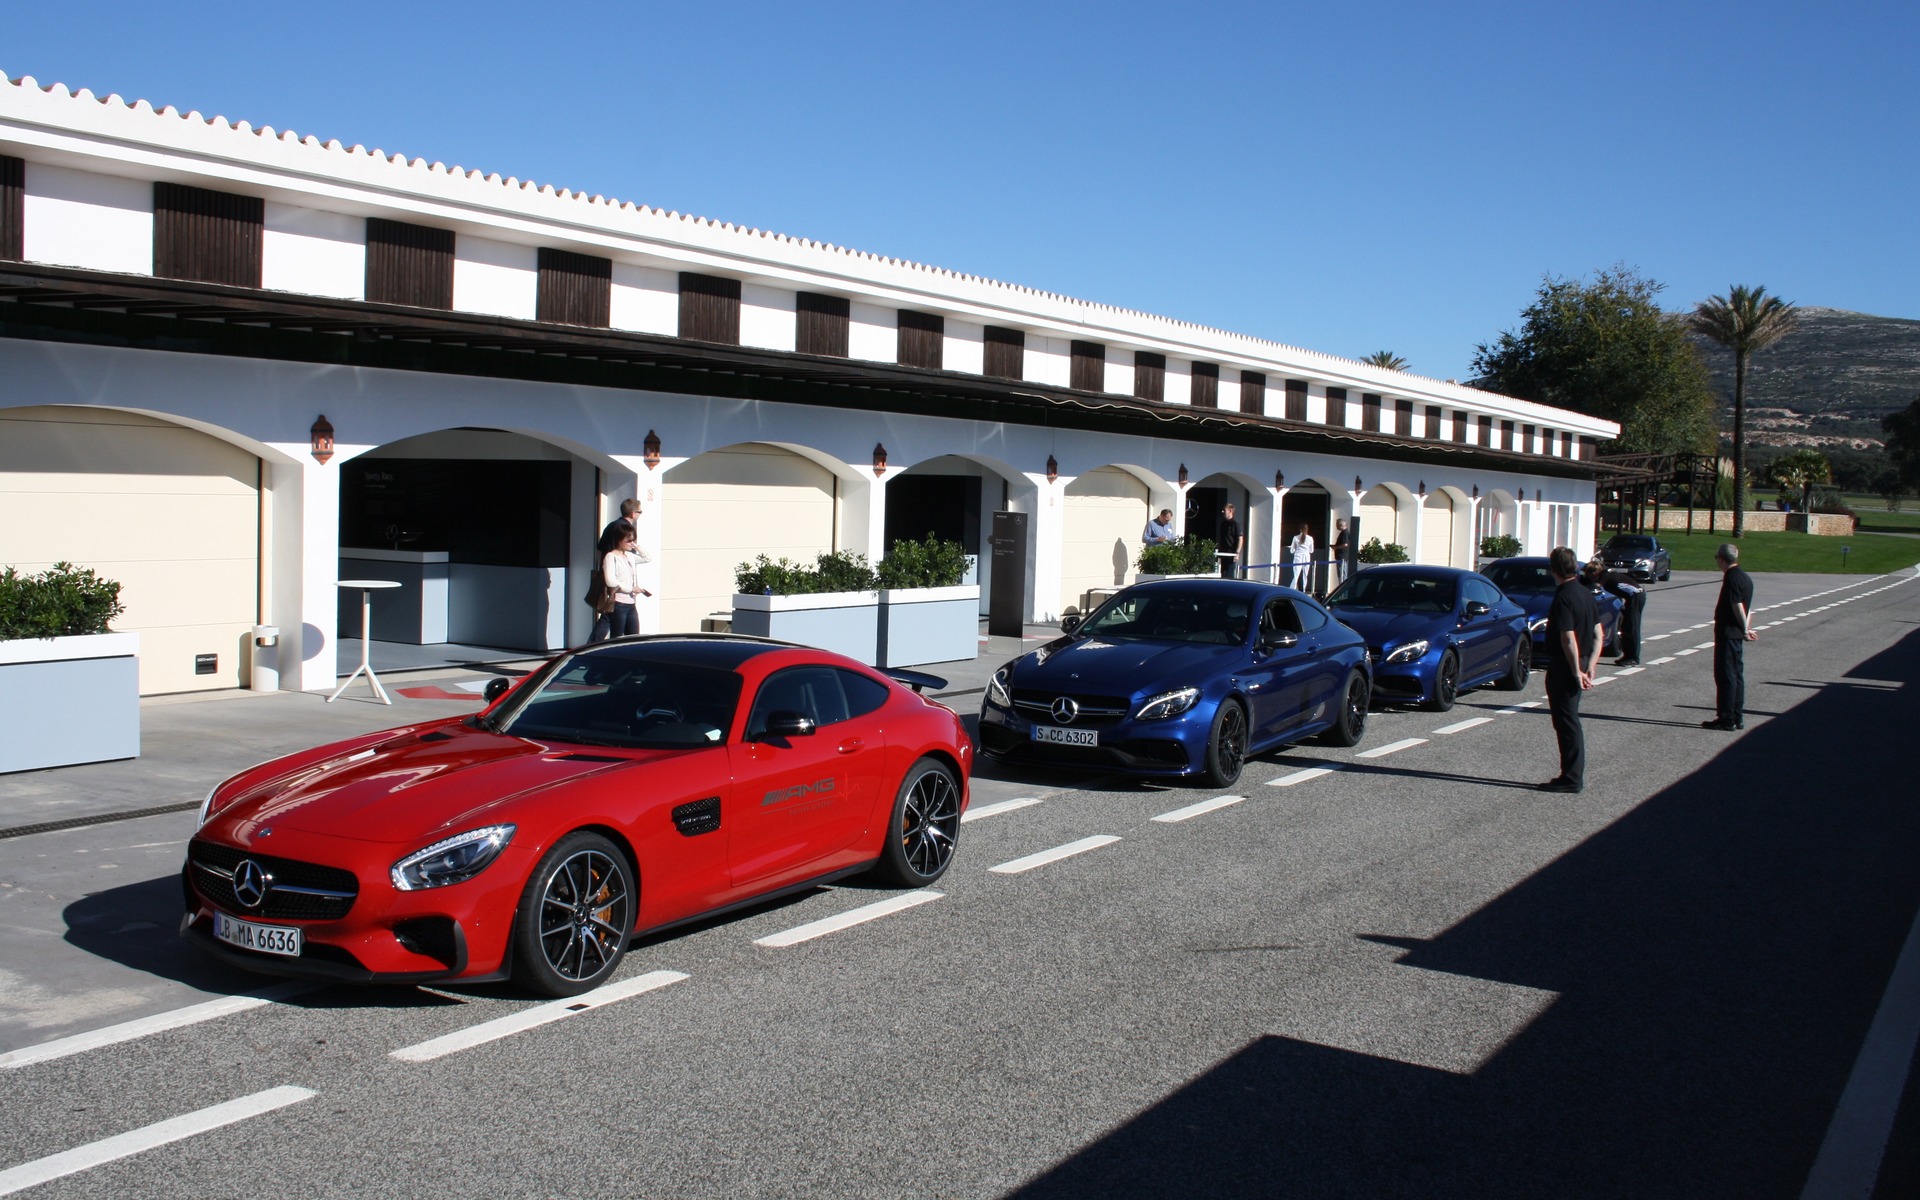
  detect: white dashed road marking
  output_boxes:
[1358,738,1428,759]
[1649,656,1675,665]
[1153,795,1245,823]
[1434,717,1494,735]
[1590,675,1617,685]
[1614,667,1644,676]
[1267,764,1347,787]
[960,797,1041,823]
[390,970,689,1062]
[1496,701,1543,715]
[756,891,944,947]
[0,982,315,1070]
[1675,649,1700,657]
[990,835,1121,874]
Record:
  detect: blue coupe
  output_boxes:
[978,579,1372,788]
[1481,557,1624,663]
[1323,564,1531,711]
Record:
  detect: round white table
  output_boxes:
[329,579,401,704]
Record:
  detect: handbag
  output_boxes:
[585,577,615,615]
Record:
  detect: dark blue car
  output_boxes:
[978,579,1372,788]
[1323,564,1531,711]
[1481,556,1624,663]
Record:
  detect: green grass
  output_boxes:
[1661,529,1920,575]
[1840,495,1920,534]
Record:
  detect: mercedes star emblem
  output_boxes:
[1050,696,1080,724]
[232,859,271,909]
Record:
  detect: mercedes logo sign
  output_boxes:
[1050,696,1080,724]
[232,859,272,909]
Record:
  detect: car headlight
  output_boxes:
[1528,617,1548,634]
[391,825,516,891]
[1635,558,1652,569]
[987,667,1013,708]
[1135,687,1201,721]
[1384,639,1430,665]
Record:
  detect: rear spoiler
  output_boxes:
[884,667,948,694]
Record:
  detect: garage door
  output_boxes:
[1422,492,1458,567]
[1061,467,1149,614]
[1358,486,1400,555]
[660,444,836,633]
[0,406,259,695]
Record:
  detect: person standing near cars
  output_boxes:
[1143,509,1176,546]
[1703,542,1757,730]
[1541,546,1602,794]
[1288,523,1315,590]
[1219,502,1244,578]
[1330,519,1350,587]
[588,523,651,642]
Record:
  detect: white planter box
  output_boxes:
[0,632,140,773]
[1135,572,1217,583]
[878,585,980,668]
[731,592,880,664]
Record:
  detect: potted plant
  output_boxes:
[876,534,979,668]
[1136,535,1220,582]
[1357,537,1410,566]
[0,562,139,772]
[1479,534,1522,566]
[731,550,881,663]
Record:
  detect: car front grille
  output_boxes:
[188,839,359,921]
[1010,689,1130,728]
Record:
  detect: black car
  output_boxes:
[1600,534,1671,582]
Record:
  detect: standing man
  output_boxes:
[1143,509,1176,546]
[1330,519,1351,587]
[1604,563,1646,667]
[1540,546,1602,794]
[1218,502,1244,578]
[1703,542,1757,730]
[1288,523,1315,589]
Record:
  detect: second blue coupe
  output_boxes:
[1481,556,1624,664]
[1323,564,1531,711]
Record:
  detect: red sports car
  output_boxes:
[183,635,972,995]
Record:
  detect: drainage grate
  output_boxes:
[0,801,202,841]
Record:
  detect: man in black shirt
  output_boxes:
[1219,502,1244,578]
[1704,542,1758,730]
[1541,546,1602,793]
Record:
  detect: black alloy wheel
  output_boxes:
[1202,700,1248,788]
[511,831,633,997]
[1428,650,1460,712]
[1322,670,1370,746]
[873,759,961,886]
[1497,638,1530,691]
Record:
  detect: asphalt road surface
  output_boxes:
[2,567,1918,1198]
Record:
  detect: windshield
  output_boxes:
[1482,561,1553,593]
[495,649,742,749]
[1606,536,1655,551]
[1081,591,1251,645]
[1326,572,1457,614]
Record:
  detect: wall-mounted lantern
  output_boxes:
[1472,484,1480,500]
[1046,455,1058,484]
[1274,469,1285,489]
[1354,475,1364,493]
[310,415,335,465]
[1418,480,1427,498]
[873,443,888,476]
[1177,463,1188,485]
[643,430,662,470]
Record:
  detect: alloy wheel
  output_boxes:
[536,849,631,983]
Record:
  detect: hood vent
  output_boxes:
[558,753,624,764]
[419,731,454,743]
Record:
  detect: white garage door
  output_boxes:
[660,444,836,633]
[1422,492,1459,567]
[0,406,259,695]
[1061,467,1149,613]
[1358,486,1400,554]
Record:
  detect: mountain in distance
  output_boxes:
[1685,306,1920,450]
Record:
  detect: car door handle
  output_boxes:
[837,738,864,754]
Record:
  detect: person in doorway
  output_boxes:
[1288,523,1315,589]
[1540,546,1602,794]
[1143,509,1176,546]
[1219,502,1244,578]
[1703,542,1757,730]
[1330,519,1350,586]
[589,523,651,642]
[1584,554,1646,666]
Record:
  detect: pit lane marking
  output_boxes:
[1433,717,1493,735]
[1153,795,1245,823]
[1495,701,1543,715]
[756,891,944,947]
[961,797,1042,823]
[1693,642,1717,650]
[389,970,689,1062]
[0,1086,315,1197]
[990,835,1121,874]
[1674,649,1700,657]
[1644,634,1670,642]
[1267,764,1347,787]
[1357,738,1428,759]
[1649,656,1675,665]
[0,982,315,1070]
[1613,667,1645,676]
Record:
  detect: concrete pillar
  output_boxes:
[1030,470,1067,621]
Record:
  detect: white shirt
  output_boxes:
[602,549,646,603]
[1289,534,1315,563]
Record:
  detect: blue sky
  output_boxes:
[6,1,1914,381]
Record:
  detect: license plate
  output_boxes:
[213,911,302,958]
[1032,725,1097,747]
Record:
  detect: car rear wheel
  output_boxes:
[1428,650,1460,712]
[872,758,961,887]
[511,831,633,997]
[1321,670,1370,746]
[1202,699,1248,788]
[1496,638,1530,691]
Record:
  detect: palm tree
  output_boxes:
[1689,286,1797,536]
[1363,351,1408,370]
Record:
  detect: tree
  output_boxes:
[1472,266,1719,456]
[1884,394,1920,495]
[1768,448,1830,513]
[1362,351,1408,370]
[1689,285,1798,536]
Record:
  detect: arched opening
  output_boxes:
[1280,479,1334,593]
[1061,465,1157,613]
[1421,487,1473,568]
[1358,483,1412,558]
[886,453,1023,616]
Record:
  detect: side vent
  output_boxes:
[672,797,721,837]
[419,731,454,743]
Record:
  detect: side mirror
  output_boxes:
[483,677,512,702]
[1262,631,1300,651]
[1060,614,1083,635]
[758,711,817,740]
[1464,600,1491,617]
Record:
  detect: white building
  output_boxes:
[0,74,1617,696]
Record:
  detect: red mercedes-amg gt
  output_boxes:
[183,635,971,996]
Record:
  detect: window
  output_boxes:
[1134,351,1165,401]
[1501,420,1516,450]
[898,310,944,369]
[679,272,741,344]
[1522,423,1536,454]
[1071,340,1105,391]
[984,325,1024,379]
[797,292,850,357]
[1478,415,1494,447]
[366,218,454,309]
[748,666,875,734]
[154,183,262,287]
[1396,398,1414,437]
[1285,379,1308,422]
[1190,362,1219,408]
[838,670,890,719]
[535,248,611,327]
[1326,386,1348,427]
[0,155,21,262]
[1424,406,1441,439]
[1464,578,1503,610]
[1452,411,1469,444]
[1240,370,1266,414]
[1361,393,1382,433]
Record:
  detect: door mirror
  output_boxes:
[758,711,817,740]
[1261,631,1299,651]
[483,677,512,702]
[1464,600,1491,617]
[1060,614,1083,635]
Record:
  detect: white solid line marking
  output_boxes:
[1801,903,1920,1200]
[1153,795,1245,823]
[0,1086,315,1197]
[1357,737,1428,759]
[990,835,1121,874]
[960,797,1041,824]
[0,982,314,1070]
[1674,648,1700,657]
[1434,717,1494,735]
[390,970,688,1062]
[1649,656,1676,665]
[1614,667,1645,676]
[1267,764,1346,787]
[755,891,943,947]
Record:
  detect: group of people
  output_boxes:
[585,498,653,642]
[1142,505,1351,588]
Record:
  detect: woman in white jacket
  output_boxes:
[1288,524,1315,590]
[589,522,651,642]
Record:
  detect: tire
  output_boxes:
[510,831,633,997]
[1496,638,1530,691]
[1660,568,1671,582]
[1427,650,1460,712]
[1201,699,1249,789]
[871,758,962,887]
[1321,670,1370,747]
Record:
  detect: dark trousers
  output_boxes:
[1713,632,1745,722]
[589,601,638,643]
[1546,671,1585,786]
[1619,592,1646,660]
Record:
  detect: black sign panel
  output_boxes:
[987,511,1029,639]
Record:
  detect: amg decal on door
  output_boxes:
[763,777,837,807]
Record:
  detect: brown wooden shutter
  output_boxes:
[1424,406,1441,439]
[1395,399,1414,437]
[154,183,262,287]
[1576,434,1591,459]
[1190,362,1218,408]
[797,293,851,357]
[1501,419,1516,450]
[1362,392,1382,432]
[1133,352,1165,401]
[1239,370,1264,413]
[535,248,611,327]
[983,326,1024,379]
[679,273,741,344]
[1070,340,1106,391]
[1326,387,1348,426]
[898,310,944,369]
[366,218,454,309]
[1522,423,1536,454]
[1452,411,1469,444]
[0,155,21,262]
[1284,379,1307,421]
[1478,415,1494,447]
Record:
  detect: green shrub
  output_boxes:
[1358,538,1410,564]
[734,551,880,596]
[1480,534,1522,559]
[1137,535,1219,575]
[876,534,970,590]
[0,562,125,639]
